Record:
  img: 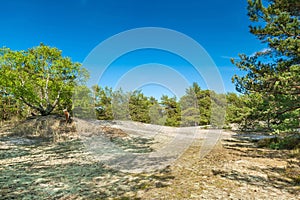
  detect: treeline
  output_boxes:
[1,0,299,134]
[90,83,230,127]
[72,83,247,128]
[0,42,297,132]
[0,73,243,129]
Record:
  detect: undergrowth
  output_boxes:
[256,134,300,150]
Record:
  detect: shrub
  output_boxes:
[257,135,300,150]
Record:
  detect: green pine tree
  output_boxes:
[161,95,181,127]
[232,0,300,132]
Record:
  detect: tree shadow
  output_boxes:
[223,137,293,160]
[0,137,174,199]
[213,167,299,194]
[219,137,300,194]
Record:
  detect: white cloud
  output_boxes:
[221,55,240,60]
[250,47,271,57]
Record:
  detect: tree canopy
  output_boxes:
[0,44,88,116]
[232,0,300,132]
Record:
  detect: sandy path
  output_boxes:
[76,119,227,173]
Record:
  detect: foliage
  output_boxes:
[72,85,95,119]
[0,44,246,128]
[91,83,233,128]
[226,93,249,124]
[232,0,300,132]
[0,44,239,128]
[161,95,181,127]
[180,85,200,126]
[129,90,151,123]
[230,93,270,131]
[180,83,222,127]
[93,85,113,120]
[0,44,87,116]
[197,89,212,125]
[257,134,300,150]
[148,97,165,125]
[210,92,226,127]
[111,88,131,120]
[0,92,25,120]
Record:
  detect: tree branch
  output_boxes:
[44,88,63,115]
[275,105,300,119]
[19,96,43,113]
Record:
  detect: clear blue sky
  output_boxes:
[0,0,265,98]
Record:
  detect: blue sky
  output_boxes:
[0,0,265,98]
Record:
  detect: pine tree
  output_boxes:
[93,86,113,120]
[180,84,200,126]
[148,97,165,125]
[232,0,300,132]
[161,95,181,127]
[129,90,151,123]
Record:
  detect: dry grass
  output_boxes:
[0,116,173,199]
[1,117,299,199]
[141,137,300,199]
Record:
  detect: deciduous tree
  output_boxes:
[0,44,87,116]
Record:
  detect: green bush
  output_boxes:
[257,135,300,150]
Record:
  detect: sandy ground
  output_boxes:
[140,135,300,199]
[0,117,299,199]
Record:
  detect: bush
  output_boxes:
[257,135,300,150]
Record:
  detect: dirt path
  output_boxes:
[77,120,224,173]
[77,120,299,199]
[140,136,300,199]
